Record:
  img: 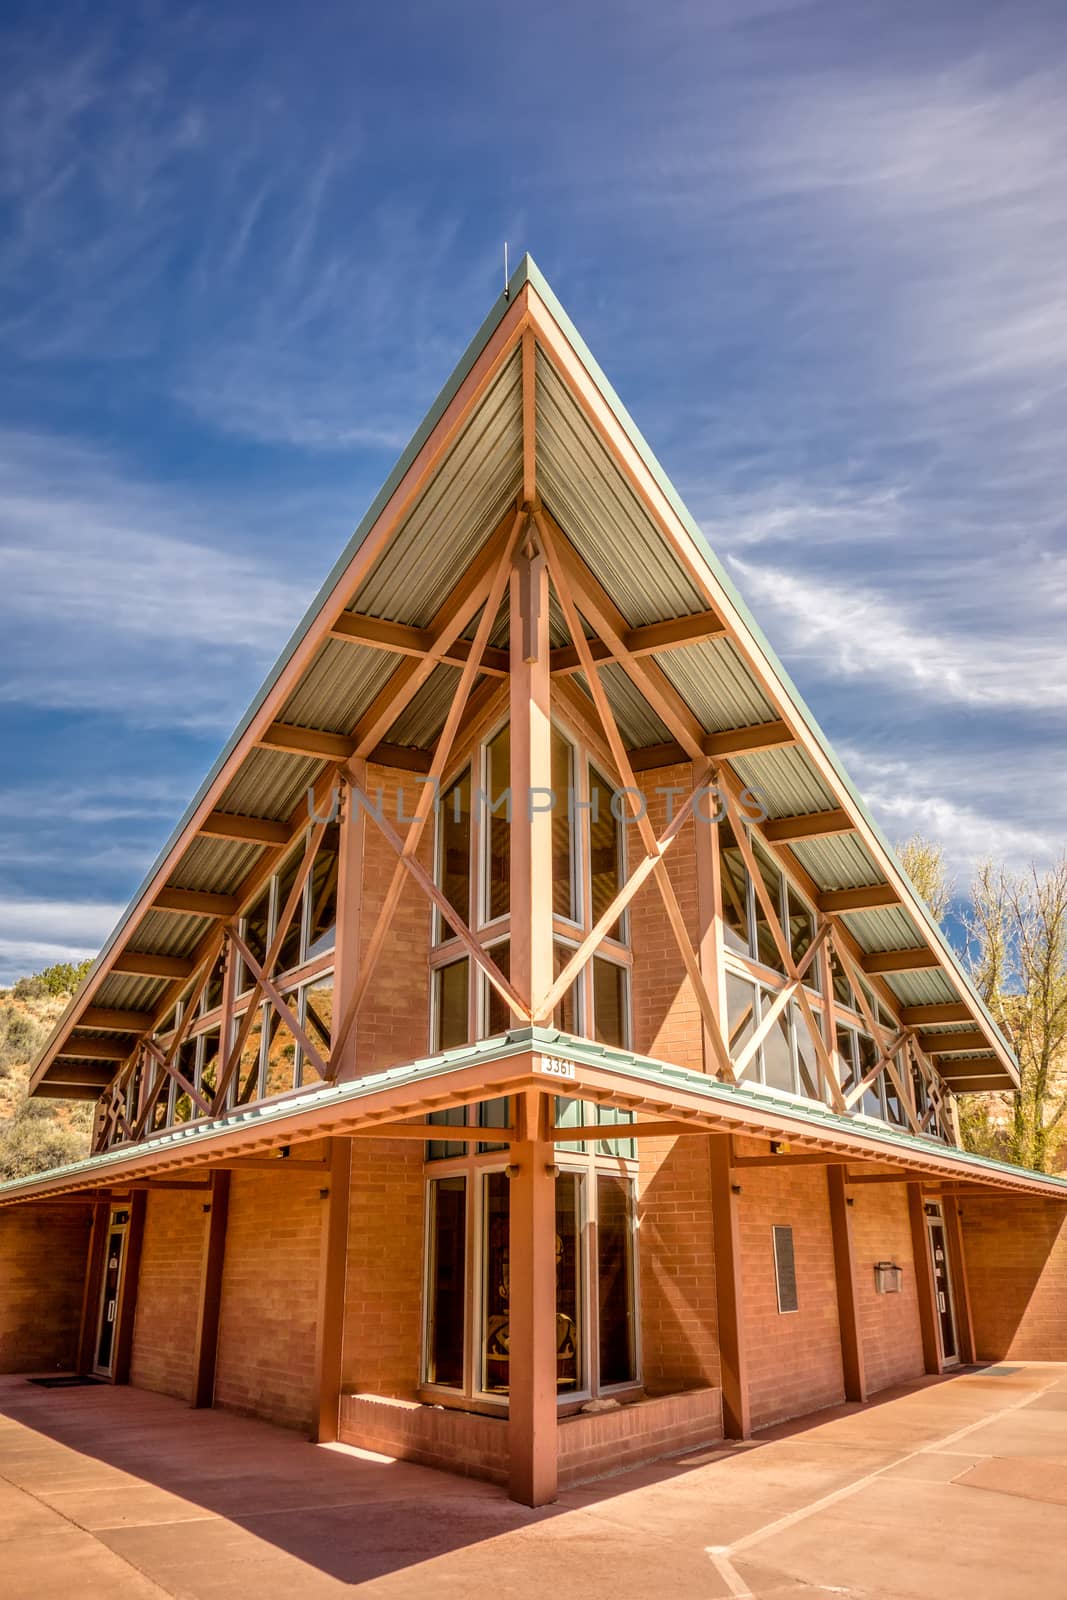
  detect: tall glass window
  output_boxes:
[425,1177,466,1388]
[484,725,510,922]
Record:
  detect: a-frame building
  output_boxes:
[3,258,1066,1506]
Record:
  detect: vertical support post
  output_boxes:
[508,1088,558,1506]
[509,528,553,1017]
[694,767,726,1076]
[942,1191,976,1364]
[191,1170,230,1407]
[827,1167,867,1403]
[76,1198,109,1373]
[111,1189,146,1385]
[332,762,367,1082]
[907,1182,943,1375]
[312,1137,352,1443]
[709,1134,750,1438]
[217,934,238,1106]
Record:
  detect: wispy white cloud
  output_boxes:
[840,744,1063,882]
[0,429,339,727]
[728,550,1067,712]
[0,895,123,986]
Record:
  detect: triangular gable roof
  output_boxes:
[29,256,1018,1095]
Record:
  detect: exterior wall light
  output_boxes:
[874,1261,903,1294]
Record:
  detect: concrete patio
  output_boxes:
[2,1364,1066,1598]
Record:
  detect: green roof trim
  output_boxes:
[3,1028,1062,1204]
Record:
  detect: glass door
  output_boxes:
[925,1205,958,1366]
[94,1208,130,1377]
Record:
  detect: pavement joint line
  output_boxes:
[704,1374,1065,1593]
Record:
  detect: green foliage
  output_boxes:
[0,1093,91,1181]
[14,959,92,1001]
[0,1006,49,1076]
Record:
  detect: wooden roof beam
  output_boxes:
[80,1007,155,1032]
[860,948,941,975]
[55,1035,137,1061]
[153,888,240,918]
[111,952,195,980]
[550,608,727,674]
[900,1003,972,1026]
[703,719,795,759]
[763,807,854,843]
[34,1081,103,1101]
[818,884,900,914]
[44,1061,116,1086]
[329,612,509,676]
[917,1031,988,1055]
[199,812,291,847]
[259,723,433,772]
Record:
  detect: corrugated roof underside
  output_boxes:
[732,745,836,819]
[279,641,396,735]
[388,663,464,748]
[537,354,703,626]
[167,838,264,896]
[842,907,923,952]
[884,969,959,1007]
[657,638,776,732]
[124,910,212,958]
[791,834,883,891]
[92,973,169,1013]
[350,347,524,627]
[216,748,321,821]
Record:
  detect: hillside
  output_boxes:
[0,966,94,1181]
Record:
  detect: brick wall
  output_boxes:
[342,1136,424,1399]
[351,763,433,1078]
[339,1393,508,1483]
[962,1194,1067,1360]
[637,1134,720,1394]
[558,1389,721,1487]
[629,765,705,1074]
[0,1202,93,1373]
[849,1183,925,1394]
[130,1187,207,1401]
[214,1159,324,1429]
[738,1164,844,1428]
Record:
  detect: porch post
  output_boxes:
[111,1189,146,1385]
[907,1182,943,1374]
[509,520,554,1019]
[191,1171,230,1407]
[942,1191,976,1364]
[693,769,727,1077]
[827,1166,867,1402]
[508,1087,558,1506]
[312,1136,352,1443]
[332,759,367,1082]
[76,1197,110,1374]
[709,1134,750,1438]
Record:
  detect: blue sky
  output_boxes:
[1,0,1065,983]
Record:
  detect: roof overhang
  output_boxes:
[29,256,1019,1097]
[5,1031,1059,1211]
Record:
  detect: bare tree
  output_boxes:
[898,834,952,923]
[961,858,1067,1173]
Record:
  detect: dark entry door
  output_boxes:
[94,1211,129,1376]
[927,1219,958,1365]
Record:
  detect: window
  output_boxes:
[438,768,471,938]
[433,958,470,1052]
[773,1225,798,1313]
[484,724,510,923]
[718,823,819,986]
[423,1146,638,1404]
[432,717,632,1056]
[425,1177,466,1388]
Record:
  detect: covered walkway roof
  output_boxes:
[6,1028,1063,1209]
[30,256,1017,1100]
